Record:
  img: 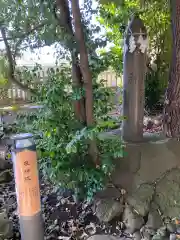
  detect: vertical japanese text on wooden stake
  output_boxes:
[11,133,44,240]
[14,150,41,217]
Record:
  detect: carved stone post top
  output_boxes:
[126,15,147,36]
[124,15,148,54]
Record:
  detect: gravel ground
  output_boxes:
[0,177,128,240]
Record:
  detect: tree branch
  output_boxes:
[54,0,76,51]
[0,26,37,95]
[0,21,49,43]
[13,21,51,58]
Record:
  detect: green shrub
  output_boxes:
[17,66,125,200]
[145,67,165,112]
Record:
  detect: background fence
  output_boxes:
[0,69,122,106]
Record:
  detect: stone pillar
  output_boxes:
[122,15,148,142]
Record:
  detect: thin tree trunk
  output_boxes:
[163,0,180,138]
[0,27,37,95]
[71,0,99,165]
[71,52,86,124]
[71,0,94,126]
[56,0,86,124]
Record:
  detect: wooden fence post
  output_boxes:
[122,15,148,142]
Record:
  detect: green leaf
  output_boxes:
[71,87,84,100]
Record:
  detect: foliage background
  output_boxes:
[0,0,173,200]
[16,65,124,200]
[98,0,171,111]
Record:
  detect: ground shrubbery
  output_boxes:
[17,66,125,200]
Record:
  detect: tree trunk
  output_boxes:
[163,0,180,138]
[71,52,86,124]
[71,0,99,165]
[71,0,94,126]
[56,0,86,124]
